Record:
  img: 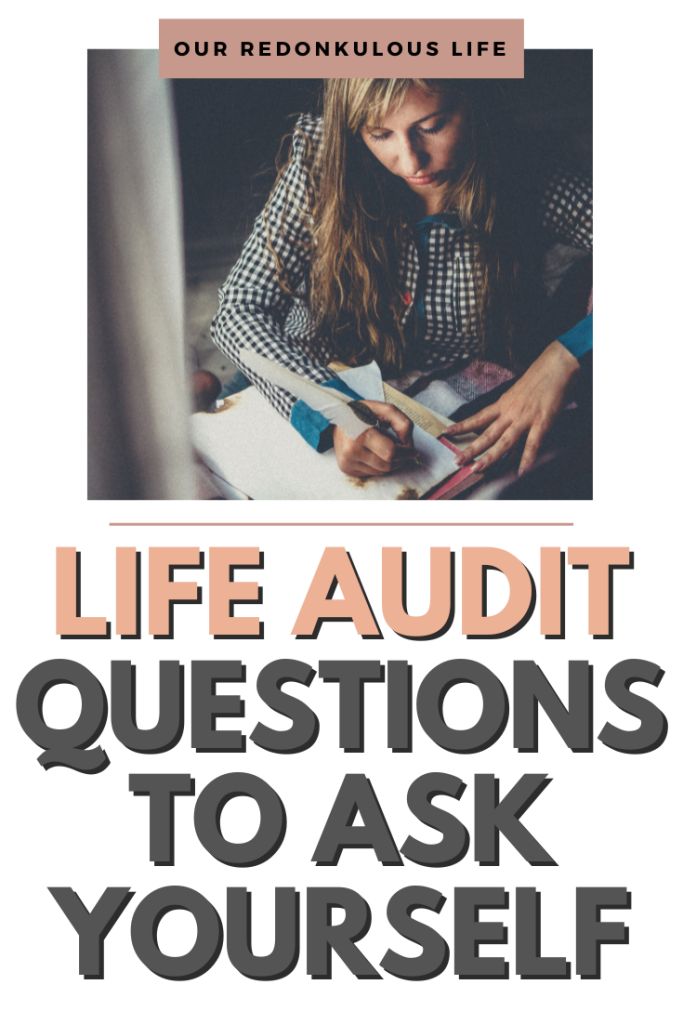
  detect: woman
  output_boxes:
[211,78,592,480]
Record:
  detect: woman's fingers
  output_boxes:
[345,459,381,478]
[461,418,549,474]
[357,435,397,474]
[333,401,418,478]
[366,401,414,445]
[518,423,546,476]
[333,418,420,478]
[346,447,407,478]
[363,428,420,471]
[474,426,521,470]
[362,428,397,467]
[445,404,500,436]
[459,418,510,464]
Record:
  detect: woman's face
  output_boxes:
[360,85,466,205]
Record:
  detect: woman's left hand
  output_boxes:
[445,341,581,475]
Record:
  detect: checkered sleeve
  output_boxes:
[210,115,331,420]
[540,168,592,252]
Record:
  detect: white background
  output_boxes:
[3,1,681,1021]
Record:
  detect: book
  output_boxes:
[191,362,484,500]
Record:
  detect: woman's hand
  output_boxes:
[333,401,415,477]
[446,341,581,475]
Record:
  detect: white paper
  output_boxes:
[191,386,460,499]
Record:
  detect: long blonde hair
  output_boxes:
[274,79,509,371]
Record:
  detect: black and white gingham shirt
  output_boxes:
[211,114,592,423]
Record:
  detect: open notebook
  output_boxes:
[190,361,483,500]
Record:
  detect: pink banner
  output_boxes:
[159,19,524,78]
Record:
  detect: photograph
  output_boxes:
[89,54,592,499]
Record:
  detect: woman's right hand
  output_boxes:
[332,401,416,477]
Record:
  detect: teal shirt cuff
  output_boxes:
[290,378,361,451]
[558,313,593,360]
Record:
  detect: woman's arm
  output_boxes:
[446,168,593,475]
[211,115,415,476]
[210,115,333,423]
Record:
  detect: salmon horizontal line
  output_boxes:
[109,521,574,528]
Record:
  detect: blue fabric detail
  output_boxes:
[416,213,462,229]
[290,378,362,452]
[558,313,593,360]
[218,369,251,401]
